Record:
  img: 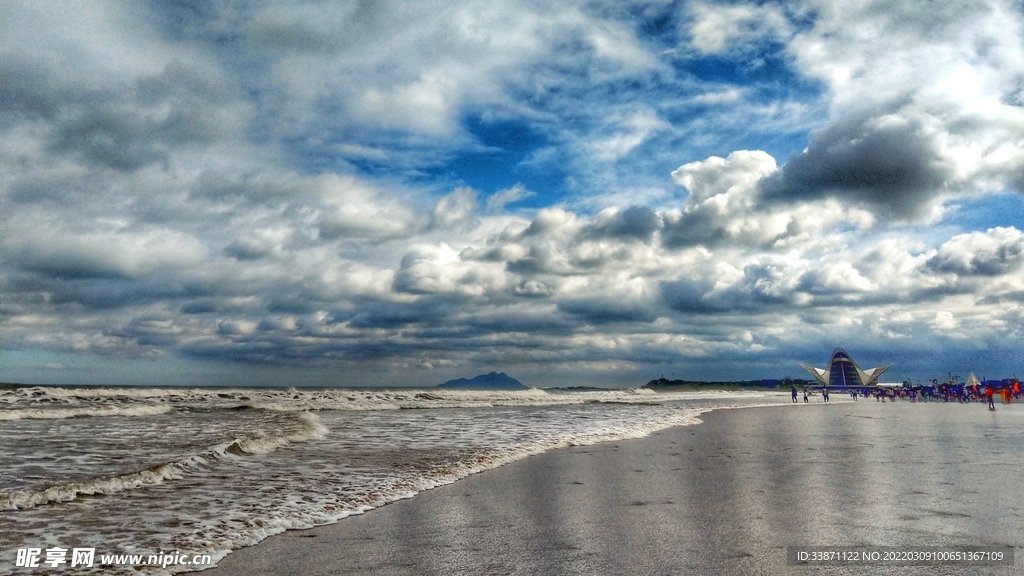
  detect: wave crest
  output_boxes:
[0,412,326,511]
[0,404,171,421]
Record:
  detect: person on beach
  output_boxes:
[985,386,995,410]
[792,386,798,403]
[803,389,808,403]
[822,387,829,403]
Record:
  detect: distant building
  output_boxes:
[800,348,891,387]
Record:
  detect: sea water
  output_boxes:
[0,386,791,574]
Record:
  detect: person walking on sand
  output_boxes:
[803,389,809,403]
[985,386,995,410]
[822,387,829,403]
[792,385,798,403]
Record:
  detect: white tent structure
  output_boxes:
[800,348,891,387]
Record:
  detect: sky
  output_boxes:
[2,0,1024,388]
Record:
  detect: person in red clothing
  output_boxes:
[985,386,995,410]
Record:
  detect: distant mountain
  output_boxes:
[438,372,527,390]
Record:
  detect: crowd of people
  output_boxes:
[790,381,1021,411]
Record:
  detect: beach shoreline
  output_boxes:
[201,401,1023,575]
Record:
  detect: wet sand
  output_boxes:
[203,401,1024,575]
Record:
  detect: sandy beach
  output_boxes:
[203,401,1023,575]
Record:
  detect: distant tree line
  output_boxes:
[644,377,815,389]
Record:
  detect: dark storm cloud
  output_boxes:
[11,275,196,310]
[144,0,251,44]
[49,110,173,171]
[660,206,731,248]
[6,168,118,207]
[46,62,234,171]
[224,240,275,261]
[4,54,236,173]
[759,107,955,219]
[182,298,259,315]
[0,56,63,122]
[584,205,660,242]
[461,306,575,335]
[557,296,659,323]
[14,246,133,281]
[338,296,458,330]
[108,316,184,347]
[927,249,1023,276]
[661,278,726,313]
[977,290,1024,304]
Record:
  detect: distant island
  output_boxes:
[644,377,813,390]
[438,372,527,390]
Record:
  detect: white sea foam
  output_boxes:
[0,404,171,420]
[2,455,201,511]
[220,411,328,455]
[0,411,326,511]
[0,385,759,414]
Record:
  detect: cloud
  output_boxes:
[218,319,258,336]
[665,150,874,248]
[3,0,1024,385]
[393,243,507,296]
[0,55,64,121]
[485,184,534,213]
[583,106,669,163]
[586,206,660,242]
[49,61,234,169]
[759,107,956,219]
[708,255,811,309]
[687,2,793,55]
[12,225,208,281]
[926,227,1024,276]
[774,0,1024,216]
[430,187,479,231]
[315,175,424,240]
[796,261,876,296]
[672,150,778,204]
[558,296,658,323]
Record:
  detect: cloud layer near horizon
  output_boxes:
[2,0,1023,386]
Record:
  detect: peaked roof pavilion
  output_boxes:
[800,348,891,387]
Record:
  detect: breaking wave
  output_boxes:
[0,412,326,511]
[0,404,171,421]
[1,385,765,415]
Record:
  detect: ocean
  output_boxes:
[0,386,791,574]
